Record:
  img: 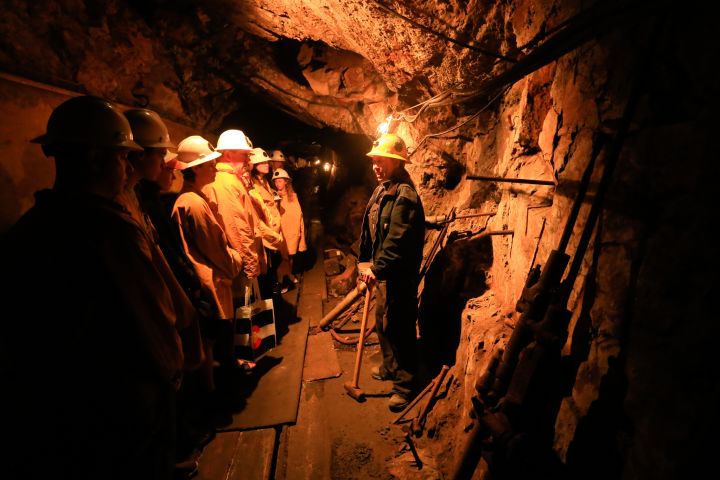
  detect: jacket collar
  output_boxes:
[380,168,412,196]
[216,162,239,175]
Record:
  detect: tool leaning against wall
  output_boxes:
[450,22,650,475]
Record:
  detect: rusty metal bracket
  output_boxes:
[525,202,553,235]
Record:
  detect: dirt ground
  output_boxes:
[276,292,446,480]
[192,219,460,479]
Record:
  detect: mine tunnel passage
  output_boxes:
[0,80,509,479]
[2,0,715,478]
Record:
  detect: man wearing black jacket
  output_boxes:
[358,132,425,411]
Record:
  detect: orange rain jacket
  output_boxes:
[247,175,283,274]
[203,162,260,283]
[172,190,243,320]
[278,190,307,256]
[117,185,204,372]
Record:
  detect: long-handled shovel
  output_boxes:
[344,283,372,401]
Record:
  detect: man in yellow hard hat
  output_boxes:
[357,132,425,412]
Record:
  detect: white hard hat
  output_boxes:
[216,129,253,152]
[270,150,286,162]
[177,135,222,169]
[249,147,271,165]
[272,168,291,181]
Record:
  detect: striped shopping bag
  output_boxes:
[234,279,277,360]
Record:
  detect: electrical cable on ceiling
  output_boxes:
[385,87,482,128]
[385,0,646,123]
[399,89,454,113]
[395,91,453,123]
[377,0,649,156]
[375,2,615,127]
[370,0,517,63]
[391,87,478,124]
[408,86,508,158]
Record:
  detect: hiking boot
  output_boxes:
[370,365,392,381]
[388,393,409,412]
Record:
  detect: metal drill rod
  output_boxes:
[411,365,451,436]
[455,212,496,220]
[426,211,497,226]
[447,229,514,242]
[467,175,555,186]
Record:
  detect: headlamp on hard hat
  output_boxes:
[377,114,398,135]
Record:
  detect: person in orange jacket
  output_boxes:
[248,147,284,297]
[272,167,307,291]
[172,136,248,380]
[203,129,260,290]
[201,129,261,371]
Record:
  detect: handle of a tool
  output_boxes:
[392,376,437,424]
[351,285,372,386]
[319,282,367,330]
[413,365,450,434]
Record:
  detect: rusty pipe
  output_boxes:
[329,320,376,345]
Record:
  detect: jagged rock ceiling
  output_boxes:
[0,0,549,135]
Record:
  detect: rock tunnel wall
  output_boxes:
[0,1,716,478]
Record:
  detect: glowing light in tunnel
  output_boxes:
[377,115,395,135]
[377,120,389,135]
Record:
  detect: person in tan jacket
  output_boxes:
[203,130,259,290]
[248,147,284,296]
[172,136,249,382]
[272,168,307,290]
[121,108,204,374]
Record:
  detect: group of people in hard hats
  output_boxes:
[0,93,426,479]
[0,95,307,480]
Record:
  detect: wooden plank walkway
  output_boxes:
[196,429,276,480]
[194,226,326,480]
